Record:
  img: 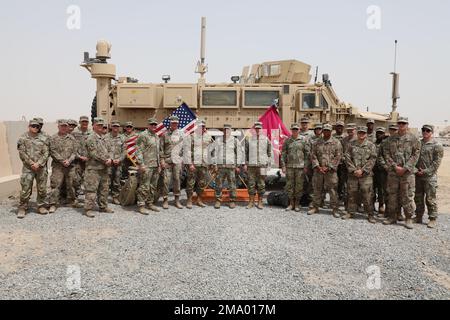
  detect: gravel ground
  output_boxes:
[0,196,449,300]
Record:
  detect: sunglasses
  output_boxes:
[397,122,408,125]
[30,125,40,129]
[125,126,133,129]
[422,129,432,133]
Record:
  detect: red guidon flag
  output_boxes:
[258,104,291,157]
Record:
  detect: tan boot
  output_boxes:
[38,207,48,215]
[17,208,26,219]
[138,206,150,215]
[383,217,397,225]
[174,196,183,209]
[186,195,193,209]
[341,212,352,220]
[70,201,83,209]
[294,199,301,212]
[405,219,414,229]
[307,207,318,215]
[256,196,264,210]
[332,209,341,218]
[112,197,121,205]
[427,218,437,229]
[246,195,255,209]
[286,199,295,211]
[196,194,206,208]
[214,200,221,209]
[48,205,57,213]
[368,215,377,224]
[229,201,236,209]
[378,204,385,215]
[84,210,95,218]
[100,207,114,213]
[397,213,405,221]
[148,204,160,213]
[162,197,169,209]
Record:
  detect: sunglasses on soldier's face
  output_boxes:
[422,129,432,133]
[30,125,40,129]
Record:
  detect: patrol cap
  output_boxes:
[300,117,310,123]
[422,124,434,132]
[57,119,68,126]
[397,116,409,124]
[335,120,345,127]
[366,119,375,124]
[314,123,323,130]
[389,124,399,130]
[223,124,232,129]
[125,121,134,127]
[147,118,158,125]
[357,126,368,133]
[323,124,333,131]
[169,116,179,123]
[346,123,357,130]
[196,119,206,126]
[290,123,300,130]
[68,119,78,126]
[93,117,105,125]
[33,117,44,125]
[376,127,386,133]
[29,119,39,126]
[111,120,121,127]
[254,121,263,129]
[79,116,89,122]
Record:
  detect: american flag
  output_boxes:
[125,134,139,166]
[155,102,197,136]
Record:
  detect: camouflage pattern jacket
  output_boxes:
[281,136,309,169]
[382,132,420,174]
[85,133,112,170]
[245,134,273,167]
[416,138,444,177]
[183,132,213,167]
[311,137,342,171]
[49,133,78,167]
[17,133,50,170]
[344,139,377,176]
[160,129,183,164]
[72,128,91,159]
[106,133,126,162]
[135,130,161,168]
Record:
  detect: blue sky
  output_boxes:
[1,0,449,127]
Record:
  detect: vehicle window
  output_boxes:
[302,93,316,109]
[245,91,279,107]
[202,90,237,106]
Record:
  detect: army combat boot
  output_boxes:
[174,196,183,209]
[48,205,57,213]
[286,198,295,211]
[138,206,150,215]
[186,195,193,209]
[148,204,160,213]
[383,217,397,225]
[246,195,255,209]
[308,207,319,215]
[84,210,95,218]
[17,208,26,219]
[214,200,221,209]
[112,197,121,205]
[38,207,49,215]
[332,209,341,218]
[162,197,169,210]
[294,198,301,212]
[100,207,114,213]
[368,215,377,224]
[427,218,437,229]
[196,193,206,208]
[341,212,352,220]
[256,196,264,210]
[405,218,414,230]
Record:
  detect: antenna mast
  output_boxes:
[390,40,400,118]
[196,17,208,83]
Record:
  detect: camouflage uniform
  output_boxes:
[135,127,161,208]
[310,133,343,212]
[72,127,91,195]
[333,130,346,202]
[414,137,444,220]
[341,132,357,208]
[373,134,388,212]
[160,128,184,199]
[245,131,273,197]
[17,131,49,210]
[106,132,126,200]
[48,131,78,206]
[84,131,112,212]
[382,128,420,222]
[281,134,309,206]
[344,134,377,218]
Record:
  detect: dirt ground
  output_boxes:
[437,147,450,213]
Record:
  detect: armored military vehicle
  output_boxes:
[81,17,400,130]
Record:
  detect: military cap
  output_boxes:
[346,123,357,130]
[196,119,206,126]
[147,118,158,125]
[33,117,44,125]
[125,121,134,127]
[223,124,232,129]
[169,115,179,123]
[366,119,375,124]
[314,123,323,130]
[376,127,386,133]
[388,124,399,130]
[29,119,39,126]
[254,121,263,129]
[68,119,78,126]
[397,116,409,123]
[422,124,434,132]
[111,120,121,127]
[300,117,310,123]
[94,117,105,125]
[323,124,333,131]
[357,126,368,133]
[290,123,300,130]
[79,116,89,122]
[335,120,345,127]
[57,119,68,126]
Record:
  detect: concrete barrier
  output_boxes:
[0,121,57,199]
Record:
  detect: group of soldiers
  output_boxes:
[17,114,443,229]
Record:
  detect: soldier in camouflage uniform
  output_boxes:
[159,116,184,209]
[67,119,78,134]
[106,120,126,205]
[183,119,213,209]
[382,117,420,229]
[281,123,309,212]
[298,117,314,206]
[308,124,343,217]
[214,124,243,209]
[333,121,346,203]
[135,118,162,214]
[414,124,444,228]
[373,127,388,215]
[16,120,50,218]
[340,123,357,209]
[366,119,376,143]
[342,126,377,223]
[244,121,273,209]
[32,117,51,141]
[48,120,80,213]
[83,118,114,217]
[72,116,91,196]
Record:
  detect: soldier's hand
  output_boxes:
[80,156,88,162]
[416,169,424,176]
[354,169,363,178]
[235,167,240,174]
[62,160,70,167]
[139,165,146,172]
[189,164,196,172]
[31,163,40,171]
[395,166,406,176]
[105,159,113,166]
[282,166,286,174]
[113,159,120,166]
